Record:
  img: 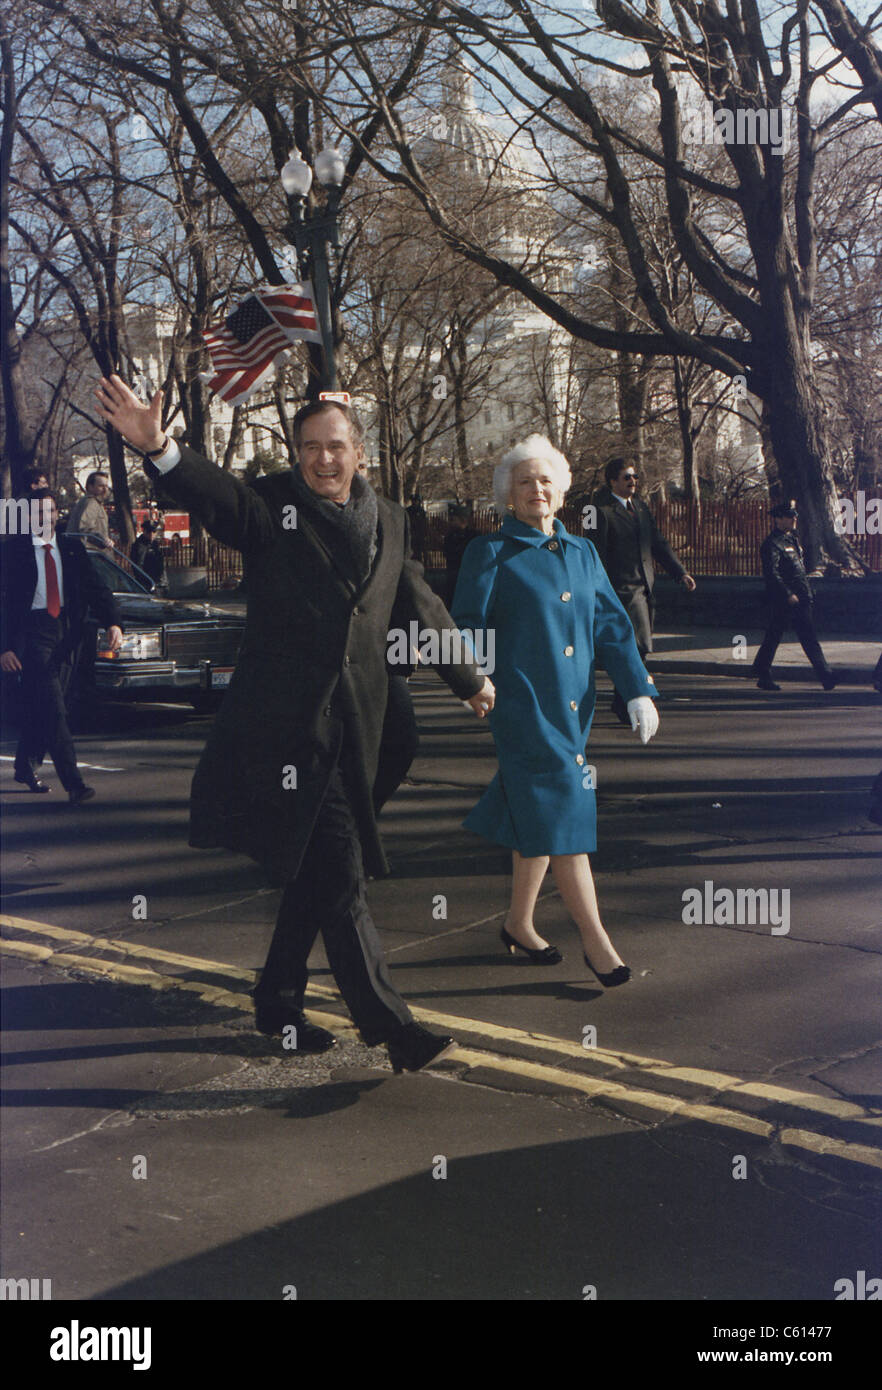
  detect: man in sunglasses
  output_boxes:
[593,458,695,718]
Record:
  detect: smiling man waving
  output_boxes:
[95,374,494,1074]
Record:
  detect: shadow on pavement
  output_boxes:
[88,1122,878,1301]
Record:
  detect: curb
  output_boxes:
[649,659,876,683]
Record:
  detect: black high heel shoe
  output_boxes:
[583,954,631,987]
[500,925,562,965]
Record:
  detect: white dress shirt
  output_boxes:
[151,439,182,473]
[31,532,65,611]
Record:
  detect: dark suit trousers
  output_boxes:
[15,611,81,791]
[620,588,654,658]
[753,602,831,680]
[254,757,413,1045]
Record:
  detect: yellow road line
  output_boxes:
[778,1127,882,1169]
[0,938,252,1009]
[3,914,880,1169]
[3,913,878,1123]
[453,1051,882,1170]
[5,937,879,1170]
[452,1048,774,1136]
[5,915,873,1121]
[0,937,357,1038]
[0,914,254,981]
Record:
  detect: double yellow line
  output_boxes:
[2,913,880,1172]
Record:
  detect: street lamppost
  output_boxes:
[280,147,346,398]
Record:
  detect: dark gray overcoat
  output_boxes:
[148,445,485,885]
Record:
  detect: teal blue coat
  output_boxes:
[451,514,658,856]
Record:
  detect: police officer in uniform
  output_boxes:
[753,500,836,691]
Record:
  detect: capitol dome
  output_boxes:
[411,56,536,191]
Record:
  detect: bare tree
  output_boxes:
[306,0,881,569]
[816,0,882,126]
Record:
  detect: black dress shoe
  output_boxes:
[14,770,50,793]
[821,673,837,691]
[387,1021,457,1074]
[68,785,96,805]
[254,1002,337,1052]
[584,954,631,988]
[755,676,781,691]
[500,925,562,965]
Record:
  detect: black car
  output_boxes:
[85,547,245,710]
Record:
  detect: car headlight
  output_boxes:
[97,629,162,660]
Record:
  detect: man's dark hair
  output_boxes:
[20,466,49,494]
[85,471,109,489]
[604,457,629,486]
[291,400,365,450]
[31,487,57,504]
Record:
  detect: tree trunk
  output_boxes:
[106,426,134,550]
[615,351,648,468]
[760,344,862,572]
[182,334,208,563]
[0,316,36,496]
[0,22,36,495]
[673,356,700,511]
[273,376,296,464]
[222,406,244,472]
[758,398,779,493]
[378,400,404,502]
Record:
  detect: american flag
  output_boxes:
[202,283,322,405]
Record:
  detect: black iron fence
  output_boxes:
[419,499,881,576]
[164,534,244,590]
[157,499,880,585]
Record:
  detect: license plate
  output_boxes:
[211,668,234,688]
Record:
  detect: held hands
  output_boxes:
[94,375,165,454]
[466,677,496,718]
[627,695,659,744]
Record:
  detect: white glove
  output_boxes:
[627,695,659,744]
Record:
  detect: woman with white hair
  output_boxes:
[451,435,659,985]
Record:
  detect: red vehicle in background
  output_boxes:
[132,507,190,541]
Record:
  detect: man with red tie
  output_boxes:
[1,491,122,802]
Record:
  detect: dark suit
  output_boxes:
[592,485,686,655]
[1,533,120,790]
[146,445,484,1043]
[753,528,832,681]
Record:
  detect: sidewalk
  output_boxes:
[205,588,879,684]
[648,627,880,683]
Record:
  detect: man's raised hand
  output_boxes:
[95,375,165,455]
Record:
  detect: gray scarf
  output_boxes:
[291,466,378,587]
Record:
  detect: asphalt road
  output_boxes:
[1,672,880,1335]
